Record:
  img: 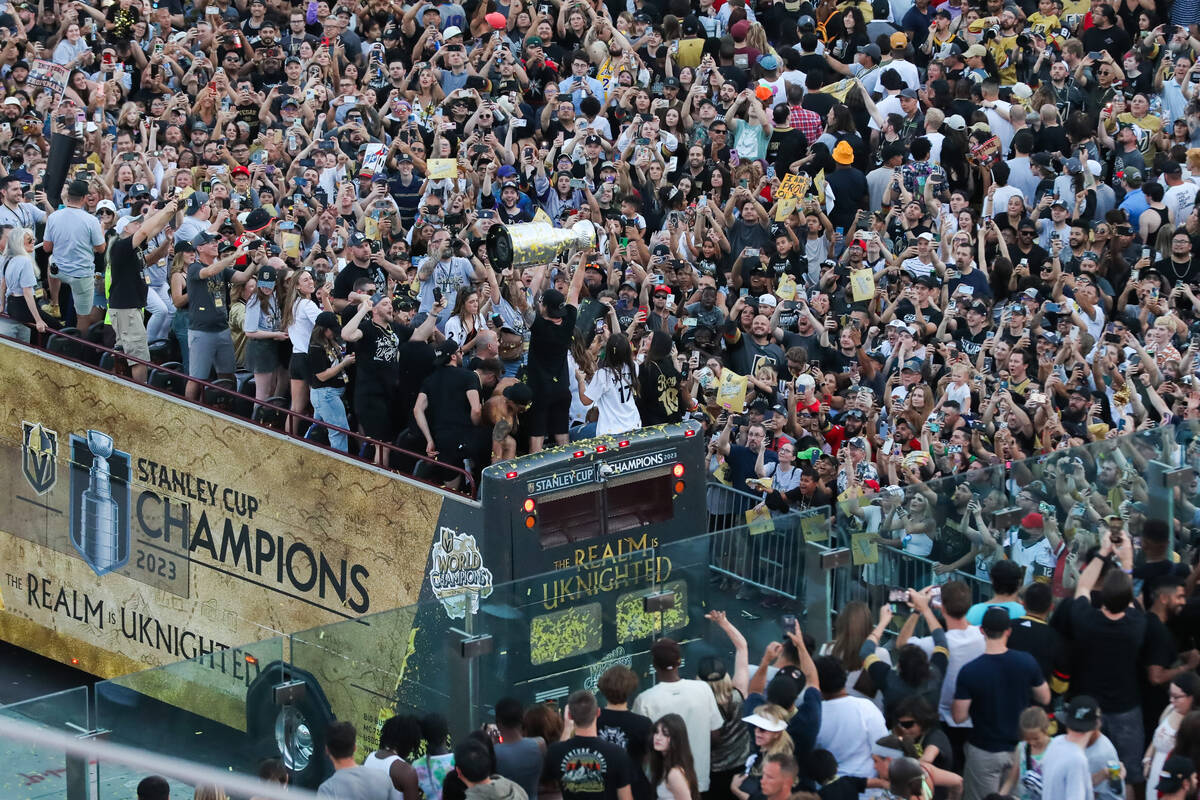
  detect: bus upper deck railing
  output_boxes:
[0,324,478,497]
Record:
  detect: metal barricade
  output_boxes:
[705,484,811,600]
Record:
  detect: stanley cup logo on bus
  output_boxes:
[68,429,131,576]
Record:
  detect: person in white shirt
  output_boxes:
[1009,512,1060,586]
[631,638,724,792]
[980,82,1015,154]
[1040,696,1102,800]
[908,580,985,761]
[575,333,642,437]
[813,655,889,777]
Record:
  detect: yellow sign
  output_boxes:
[776,274,798,301]
[817,78,856,102]
[775,198,797,221]
[281,232,301,258]
[745,505,774,535]
[814,169,827,204]
[776,174,809,199]
[716,369,748,412]
[363,216,379,241]
[801,515,828,542]
[850,268,876,302]
[427,158,458,179]
[851,533,879,565]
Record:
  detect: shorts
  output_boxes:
[187,329,237,379]
[61,273,95,315]
[1102,707,1144,784]
[355,392,395,443]
[524,389,570,438]
[246,338,282,374]
[109,308,151,361]
[288,351,310,381]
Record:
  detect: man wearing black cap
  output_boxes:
[341,292,405,463]
[108,197,179,384]
[1039,696,1100,800]
[1154,755,1196,800]
[953,606,1049,800]
[43,179,106,329]
[526,261,586,453]
[183,231,253,401]
[306,310,355,453]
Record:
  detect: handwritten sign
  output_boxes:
[776,174,809,199]
[27,60,69,99]
[969,136,1001,164]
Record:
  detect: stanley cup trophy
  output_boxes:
[485,221,597,271]
[79,430,121,573]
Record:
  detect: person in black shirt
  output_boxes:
[341,292,404,464]
[412,341,484,488]
[638,331,692,425]
[306,311,355,453]
[596,665,654,800]
[1005,582,1069,705]
[527,260,585,452]
[1067,533,1149,786]
[544,690,635,800]
[108,198,177,383]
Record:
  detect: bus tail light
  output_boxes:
[674,480,686,494]
[618,440,630,448]
[505,470,519,480]
[684,429,696,437]
[523,498,536,513]
[524,515,537,529]
[672,463,686,478]
[524,497,537,528]
[595,445,607,453]
[573,450,586,459]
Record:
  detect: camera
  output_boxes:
[982,26,999,42]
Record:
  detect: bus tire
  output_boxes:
[245,661,335,789]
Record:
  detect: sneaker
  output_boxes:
[40,302,60,318]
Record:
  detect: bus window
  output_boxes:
[536,470,675,549]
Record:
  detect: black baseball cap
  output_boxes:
[1062,695,1100,732]
[542,288,567,318]
[980,607,1011,634]
[1158,755,1196,794]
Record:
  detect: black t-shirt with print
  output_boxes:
[596,708,653,800]
[308,341,348,389]
[354,318,403,393]
[638,358,685,425]
[108,235,147,310]
[544,734,635,800]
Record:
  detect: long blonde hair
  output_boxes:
[753,704,794,757]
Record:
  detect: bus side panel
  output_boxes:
[0,340,474,731]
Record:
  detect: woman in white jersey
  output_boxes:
[364,715,422,800]
[575,332,642,437]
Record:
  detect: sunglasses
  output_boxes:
[896,719,918,728]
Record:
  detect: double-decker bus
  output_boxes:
[0,334,709,787]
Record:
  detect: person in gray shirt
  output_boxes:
[318,721,395,800]
[43,179,105,329]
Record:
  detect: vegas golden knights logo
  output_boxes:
[22,421,58,495]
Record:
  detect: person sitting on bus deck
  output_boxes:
[412,340,484,487]
[486,382,534,462]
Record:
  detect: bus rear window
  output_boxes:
[536,471,674,550]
